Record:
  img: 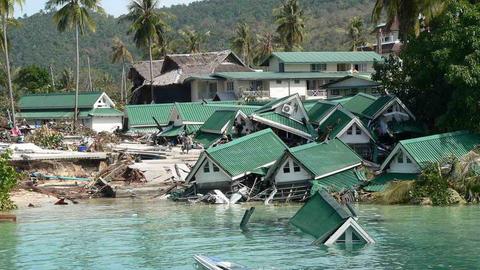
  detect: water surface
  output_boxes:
[1,199,479,269]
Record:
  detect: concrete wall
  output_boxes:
[91,116,123,133]
[387,150,421,173]
[274,157,312,184]
[269,80,307,98]
[338,123,371,144]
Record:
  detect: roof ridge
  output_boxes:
[207,128,285,153]
[401,130,473,145]
[22,91,103,97]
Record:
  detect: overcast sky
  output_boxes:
[14,0,199,18]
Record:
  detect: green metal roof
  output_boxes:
[363,173,418,192]
[16,107,122,119]
[200,110,238,134]
[214,71,371,80]
[194,131,222,148]
[289,139,362,179]
[19,92,104,110]
[307,101,339,124]
[322,74,378,89]
[206,129,288,177]
[175,103,260,123]
[389,120,426,135]
[311,168,366,193]
[268,51,382,64]
[361,95,396,119]
[329,93,378,115]
[395,131,480,169]
[16,110,74,119]
[255,95,294,113]
[290,190,352,240]
[317,109,355,139]
[256,112,315,137]
[126,104,174,127]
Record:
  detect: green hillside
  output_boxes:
[9,0,375,82]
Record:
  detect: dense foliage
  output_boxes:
[13,65,51,93]
[0,150,18,211]
[7,0,373,79]
[373,0,480,132]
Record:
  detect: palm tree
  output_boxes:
[0,0,24,127]
[59,68,74,91]
[346,16,366,51]
[273,0,306,52]
[231,22,254,66]
[111,37,133,104]
[46,0,104,130]
[124,0,167,104]
[372,0,445,41]
[254,31,276,66]
[179,27,210,54]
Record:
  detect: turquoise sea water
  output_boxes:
[1,199,479,270]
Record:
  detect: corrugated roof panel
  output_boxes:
[207,129,287,177]
[317,109,354,138]
[400,131,480,168]
[272,51,382,64]
[194,131,222,148]
[311,169,364,193]
[329,93,378,115]
[289,139,362,178]
[200,110,238,133]
[307,101,337,123]
[19,92,103,110]
[361,95,395,119]
[126,104,174,127]
[257,111,315,135]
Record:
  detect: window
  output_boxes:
[354,63,367,72]
[279,63,285,72]
[276,80,283,84]
[406,156,412,164]
[347,126,353,135]
[212,163,220,172]
[311,63,326,72]
[397,152,404,163]
[351,89,358,94]
[355,126,361,135]
[283,162,290,173]
[331,89,340,96]
[293,162,301,172]
[294,80,300,84]
[203,162,210,173]
[337,63,350,71]
[226,81,234,91]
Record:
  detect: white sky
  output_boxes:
[15,0,200,18]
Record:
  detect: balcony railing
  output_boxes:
[242,90,270,98]
[306,89,328,99]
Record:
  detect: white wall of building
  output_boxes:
[338,123,371,144]
[90,116,123,133]
[387,149,421,173]
[195,158,231,184]
[269,80,307,98]
[274,157,312,184]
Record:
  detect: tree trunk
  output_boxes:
[50,64,55,90]
[74,23,80,131]
[3,16,15,126]
[148,38,154,104]
[87,55,93,91]
[120,62,125,103]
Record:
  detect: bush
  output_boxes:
[374,181,415,204]
[26,126,64,149]
[412,162,450,206]
[0,151,19,211]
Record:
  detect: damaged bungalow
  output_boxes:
[266,139,364,193]
[185,129,288,192]
[16,92,123,133]
[129,50,252,104]
[366,131,480,191]
[316,108,375,160]
[251,94,316,145]
[290,189,374,245]
[194,109,253,148]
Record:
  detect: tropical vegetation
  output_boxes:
[0,150,18,211]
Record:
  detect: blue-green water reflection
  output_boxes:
[1,200,479,269]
